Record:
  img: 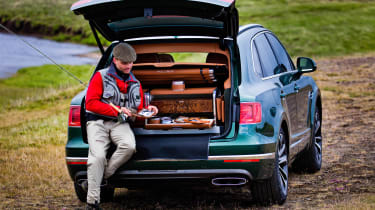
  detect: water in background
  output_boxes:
[0,33,98,78]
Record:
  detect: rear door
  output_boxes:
[295,77,313,134]
[71,0,239,41]
[265,32,312,154]
[251,32,299,156]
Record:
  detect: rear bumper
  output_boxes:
[74,168,253,188]
[66,152,275,187]
[66,152,275,164]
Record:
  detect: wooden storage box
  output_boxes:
[150,87,217,116]
[144,87,218,130]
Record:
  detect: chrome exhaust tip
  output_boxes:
[211,177,248,186]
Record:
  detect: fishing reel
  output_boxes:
[117,112,128,123]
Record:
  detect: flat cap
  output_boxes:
[113,43,137,62]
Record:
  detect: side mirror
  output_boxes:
[297,57,317,73]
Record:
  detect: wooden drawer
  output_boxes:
[149,87,216,115]
[151,98,212,114]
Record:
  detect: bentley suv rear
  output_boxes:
[66,0,294,205]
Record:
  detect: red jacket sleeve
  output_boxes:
[86,72,119,117]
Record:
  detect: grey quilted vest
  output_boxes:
[99,67,142,112]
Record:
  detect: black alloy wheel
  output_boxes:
[74,181,87,202]
[251,128,288,205]
[306,107,323,172]
[277,129,288,196]
[313,109,322,165]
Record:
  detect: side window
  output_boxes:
[252,42,263,77]
[253,33,278,78]
[266,33,293,71]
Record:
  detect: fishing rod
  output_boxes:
[0,23,154,121]
[0,23,88,87]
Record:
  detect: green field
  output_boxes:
[1,0,375,57]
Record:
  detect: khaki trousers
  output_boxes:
[86,119,136,204]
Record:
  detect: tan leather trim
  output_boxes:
[133,62,226,68]
[133,67,219,84]
[172,81,185,91]
[150,87,216,95]
[216,98,222,121]
[134,68,211,76]
[133,43,228,54]
[221,99,225,122]
[132,42,231,88]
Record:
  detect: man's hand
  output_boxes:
[120,107,133,117]
[147,105,158,116]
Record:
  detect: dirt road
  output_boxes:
[1,55,374,209]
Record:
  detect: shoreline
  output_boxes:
[0,32,99,79]
[0,15,84,41]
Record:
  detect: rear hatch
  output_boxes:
[71,0,239,41]
[71,0,240,160]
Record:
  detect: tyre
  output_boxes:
[74,181,87,202]
[251,128,288,205]
[74,181,115,203]
[292,107,322,172]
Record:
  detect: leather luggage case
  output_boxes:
[150,87,216,117]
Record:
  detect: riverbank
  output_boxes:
[1,0,375,57]
[0,33,97,78]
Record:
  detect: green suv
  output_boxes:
[66,0,322,205]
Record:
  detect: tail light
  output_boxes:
[239,102,262,124]
[69,105,81,127]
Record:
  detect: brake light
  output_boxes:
[69,105,81,127]
[239,102,262,124]
[67,161,87,165]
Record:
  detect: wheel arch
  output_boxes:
[307,88,322,149]
[280,119,290,157]
[310,89,322,127]
[275,112,290,158]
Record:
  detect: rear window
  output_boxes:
[108,16,223,32]
[253,34,278,78]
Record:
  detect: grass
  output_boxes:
[323,194,375,209]
[0,64,93,149]
[0,64,92,110]
[1,0,375,57]
[0,145,77,208]
[0,65,92,208]
[0,65,91,149]
[0,0,109,46]
[237,0,375,57]
[170,53,208,63]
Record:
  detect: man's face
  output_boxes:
[113,58,133,74]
